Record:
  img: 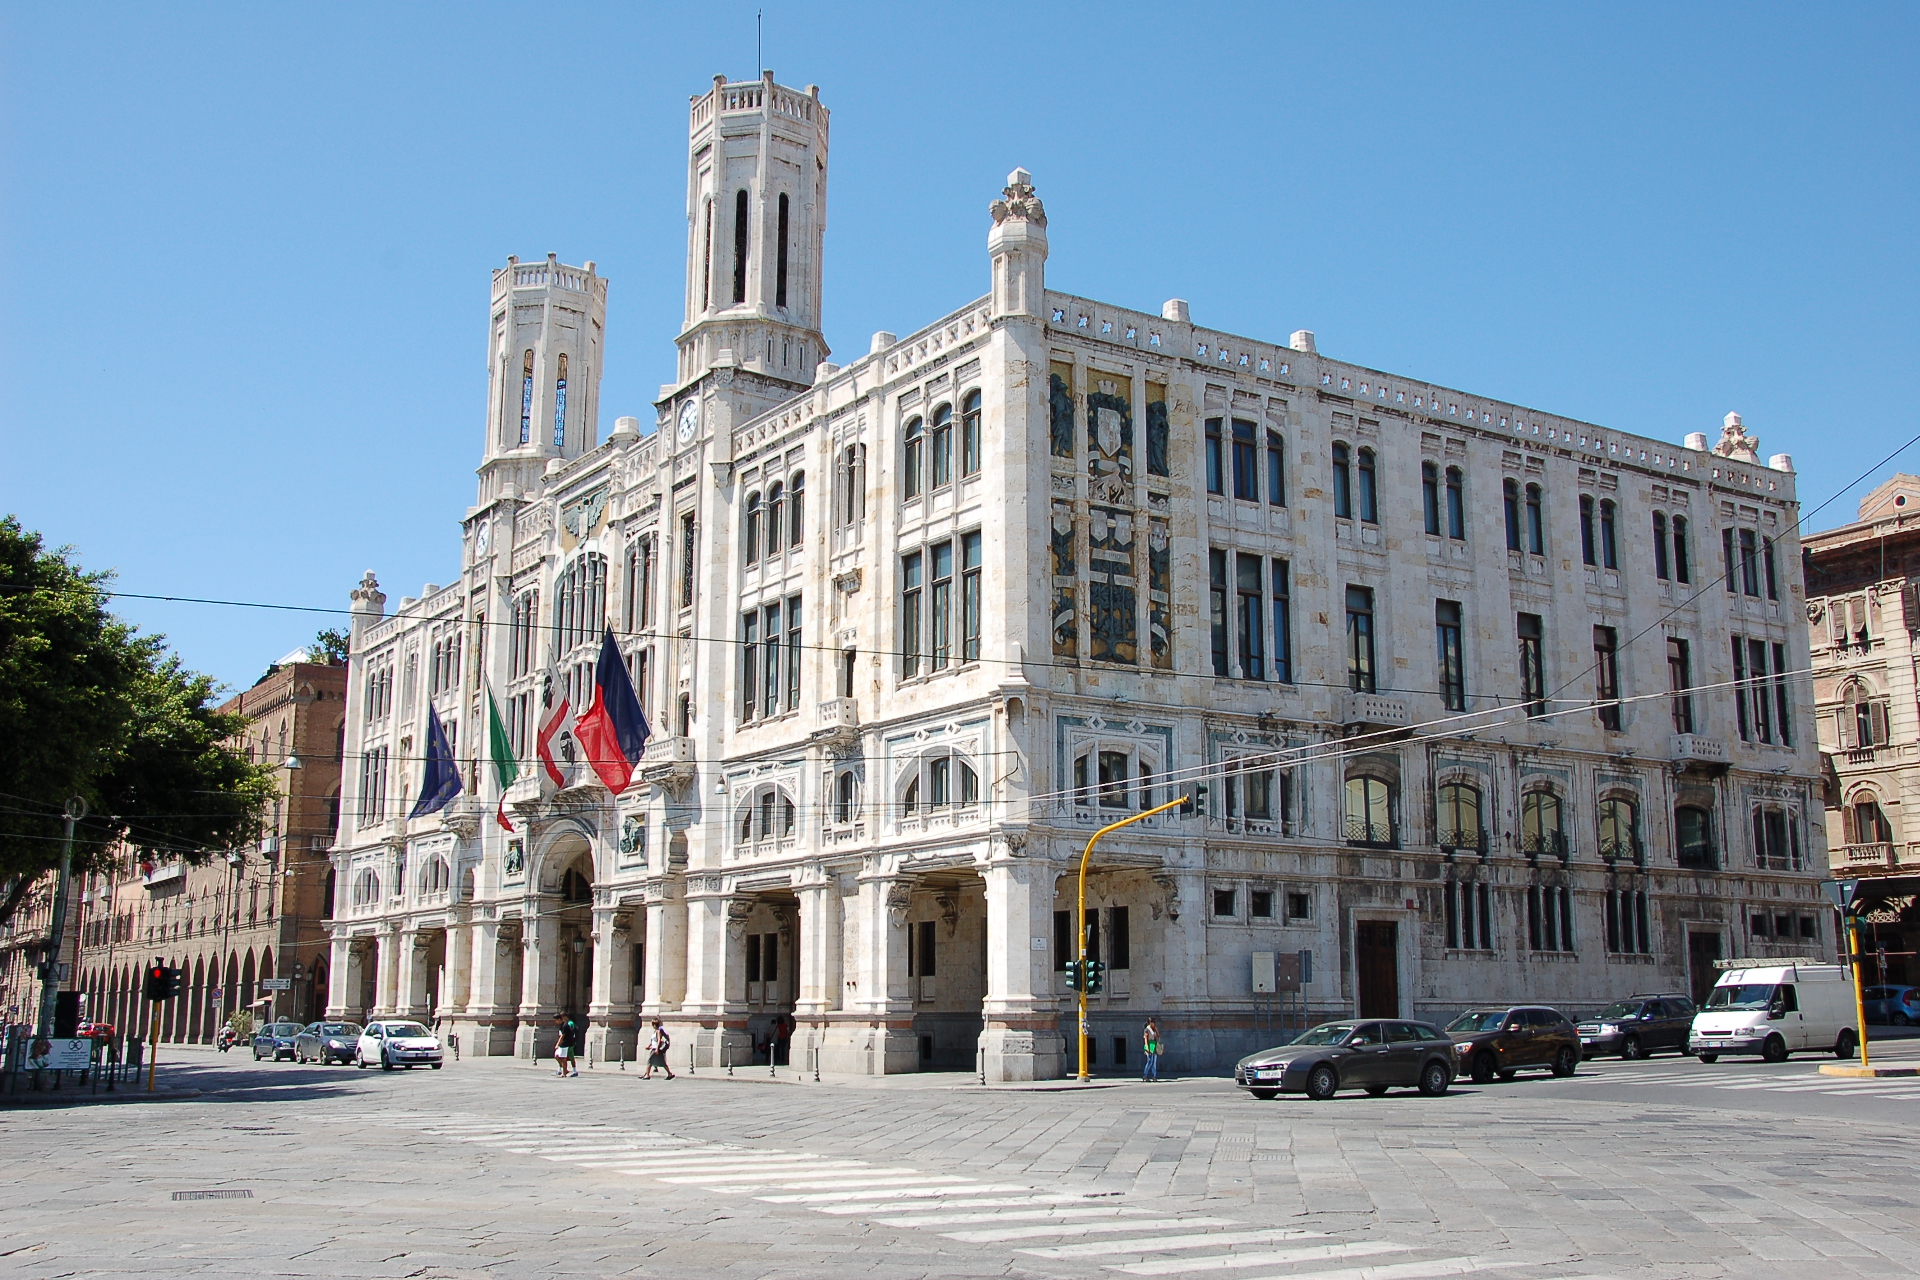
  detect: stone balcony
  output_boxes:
[1340,692,1410,733]
[640,736,696,788]
[1670,733,1730,773]
[813,697,860,745]
[1833,841,1920,874]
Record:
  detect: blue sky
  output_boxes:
[3,3,1916,692]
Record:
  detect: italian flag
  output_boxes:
[487,688,519,832]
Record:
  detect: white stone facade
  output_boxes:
[326,74,1830,1078]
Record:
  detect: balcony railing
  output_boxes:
[1838,842,1895,869]
[1437,827,1488,855]
[1521,830,1569,861]
[1674,842,1716,872]
[1345,820,1396,849]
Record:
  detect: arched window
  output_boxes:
[1599,499,1618,569]
[902,417,924,500]
[1653,512,1670,579]
[1345,775,1394,847]
[903,776,920,816]
[1521,789,1565,860]
[1848,795,1892,849]
[732,188,749,305]
[1445,467,1465,539]
[743,491,762,565]
[788,471,804,545]
[1356,448,1378,523]
[838,445,866,527]
[553,352,568,450]
[1422,462,1440,535]
[1331,443,1352,518]
[765,482,785,556]
[961,390,983,476]
[421,857,450,895]
[1600,796,1644,864]
[1525,484,1544,554]
[1435,782,1483,853]
[930,404,953,488]
[929,755,951,807]
[834,770,859,824]
[775,192,790,309]
[1674,805,1720,875]
[1671,516,1691,583]
[555,554,607,653]
[1503,478,1521,550]
[519,349,534,445]
[1266,429,1286,506]
[1842,682,1888,749]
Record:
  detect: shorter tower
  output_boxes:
[478,254,607,504]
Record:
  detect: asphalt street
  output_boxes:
[1,1041,1916,1280]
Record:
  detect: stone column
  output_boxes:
[678,876,751,1069]
[514,907,559,1058]
[372,924,400,1017]
[979,854,1066,1081]
[397,928,432,1020]
[793,871,841,1077]
[826,863,915,1075]
[1153,868,1207,1073]
[325,932,355,1021]
[641,880,686,1016]
[445,911,472,1016]
[586,905,638,1064]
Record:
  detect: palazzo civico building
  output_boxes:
[325,71,1829,1079]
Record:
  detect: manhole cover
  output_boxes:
[172,1190,253,1201]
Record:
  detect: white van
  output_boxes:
[1689,963,1858,1063]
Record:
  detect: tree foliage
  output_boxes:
[0,517,276,926]
[310,626,350,665]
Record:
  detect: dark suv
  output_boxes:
[1446,1006,1580,1082]
[1577,994,1696,1059]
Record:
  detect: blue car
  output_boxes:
[251,1021,302,1061]
[1863,986,1920,1026]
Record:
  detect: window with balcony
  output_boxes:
[1674,803,1715,871]
[1522,789,1566,861]
[1347,585,1376,693]
[1751,805,1803,872]
[1435,781,1484,854]
[1345,774,1395,847]
[1668,637,1694,733]
[1601,795,1644,864]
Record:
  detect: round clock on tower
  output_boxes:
[677,398,700,444]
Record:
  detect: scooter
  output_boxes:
[217,1027,237,1053]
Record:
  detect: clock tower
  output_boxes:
[657,72,830,448]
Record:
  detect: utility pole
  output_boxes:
[1076,795,1186,1082]
[35,798,86,1043]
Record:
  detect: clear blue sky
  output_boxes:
[3,3,1916,692]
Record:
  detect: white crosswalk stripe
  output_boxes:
[948,1217,1244,1244]
[877,1207,1151,1227]
[1107,1240,1414,1275]
[1014,1227,1320,1255]
[757,1182,1038,1204]
[817,1194,1083,1214]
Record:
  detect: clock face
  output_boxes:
[677,399,700,442]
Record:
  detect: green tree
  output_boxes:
[0,517,276,926]
[310,626,349,665]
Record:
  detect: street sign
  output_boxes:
[261,978,291,991]
[36,1038,92,1070]
[210,986,223,1001]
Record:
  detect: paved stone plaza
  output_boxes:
[1,1044,1917,1279]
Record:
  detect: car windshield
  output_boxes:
[385,1023,432,1039]
[1446,1010,1510,1033]
[1707,983,1775,1010]
[1864,987,1893,1000]
[1290,1023,1357,1046]
[320,1024,360,1036]
[1594,1001,1643,1020]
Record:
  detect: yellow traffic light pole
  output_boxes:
[1077,795,1188,1083]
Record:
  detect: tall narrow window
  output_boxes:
[1098,751,1129,809]
[552,353,568,450]
[1525,484,1544,554]
[930,540,954,671]
[1739,528,1760,595]
[679,511,696,610]
[1599,499,1617,569]
[1231,420,1258,500]
[1594,625,1621,730]
[1762,535,1778,600]
[961,390,982,477]
[743,492,762,565]
[1422,462,1441,535]
[1236,553,1264,680]
[1723,526,1737,592]
[732,189,749,305]
[1436,782,1482,852]
[1357,448,1378,523]
[740,612,759,720]
[961,532,982,663]
[1345,776,1393,846]
[786,597,802,712]
[1436,600,1465,711]
[902,417,924,500]
[519,349,534,445]
[1672,516,1691,583]
[1266,430,1286,506]
[775,192,790,308]
[930,405,953,489]
[1522,790,1564,860]
[1772,641,1791,746]
[1503,478,1521,550]
[1653,513,1670,579]
[1732,637,1750,740]
[1749,637,1773,743]
[1209,550,1229,677]
[1668,637,1694,733]
[900,551,923,679]
[762,600,781,718]
[1270,559,1293,683]
[1579,495,1597,565]
[1204,419,1224,495]
[788,471,804,546]
[1518,613,1545,717]
[701,200,713,311]
[765,482,785,557]
[1332,443,1352,518]
[1346,585,1376,693]
[1446,467,1465,540]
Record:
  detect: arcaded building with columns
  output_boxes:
[326,71,1829,1078]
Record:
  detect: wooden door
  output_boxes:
[1688,932,1722,1009]
[1355,922,1400,1019]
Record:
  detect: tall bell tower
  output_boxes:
[660,72,829,439]
[477,253,607,504]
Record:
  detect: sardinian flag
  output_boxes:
[535,669,580,789]
[574,629,651,796]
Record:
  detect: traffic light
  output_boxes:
[1085,959,1106,996]
[144,962,181,1002]
[1063,959,1084,992]
[1182,784,1209,816]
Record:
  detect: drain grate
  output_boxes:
[171,1190,253,1202]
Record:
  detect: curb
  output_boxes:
[1817,1063,1920,1078]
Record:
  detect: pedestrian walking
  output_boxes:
[642,1018,675,1079]
[1142,1018,1161,1081]
[554,1013,580,1076]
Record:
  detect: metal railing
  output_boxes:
[1521,830,1569,860]
[1345,820,1395,848]
[1437,827,1488,855]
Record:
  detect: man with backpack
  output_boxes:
[642,1018,674,1079]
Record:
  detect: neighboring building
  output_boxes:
[1805,473,1920,989]
[0,876,61,1029]
[327,71,1829,1080]
[68,655,347,1043]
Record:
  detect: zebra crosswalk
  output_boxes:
[1573,1065,1920,1098]
[408,1113,1589,1279]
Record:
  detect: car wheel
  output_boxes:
[381,1051,394,1072]
[1698,1052,1718,1063]
[356,1053,367,1069]
[1835,1029,1858,1060]
[1364,1084,1389,1097]
[1893,1012,1912,1027]
[431,1063,442,1070]
[1419,1061,1450,1097]
[1497,1069,1516,1081]
[252,1046,262,1061]
[1248,1088,1277,1100]
[1306,1065,1339,1100]
[1470,1053,1495,1084]
[1761,1035,1789,1064]
[1621,1036,1645,1060]
[1551,1046,1578,1077]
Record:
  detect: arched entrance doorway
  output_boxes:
[557,858,593,1018]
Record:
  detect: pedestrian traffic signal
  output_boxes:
[1085,959,1106,996]
[1063,959,1084,992]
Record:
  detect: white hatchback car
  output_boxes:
[355,1021,444,1071]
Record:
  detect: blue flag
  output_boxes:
[409,704,465,819]
[575,629,652,795]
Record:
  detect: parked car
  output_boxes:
[251,1021,303,1061]
[293,1021,364,1065]
[1234,1019,1456,1101]
[1447,1006,1580,1082]
[75,1021,115,1041]
[1862,985,1920,1026]
[1690,963,1857,1062]
[1577,995,1696,1059]
[355,1021,444,1071]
